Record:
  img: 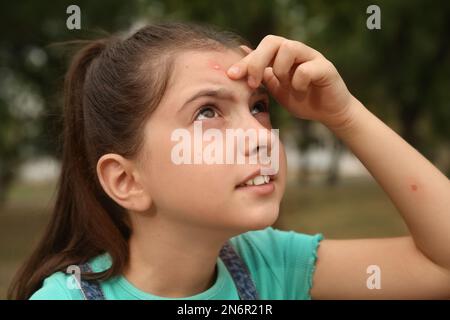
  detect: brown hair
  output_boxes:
[8,21,250,299]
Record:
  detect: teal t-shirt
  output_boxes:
[29,227,323,300]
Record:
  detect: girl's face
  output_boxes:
[137,49,287,234]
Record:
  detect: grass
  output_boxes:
[0,176,408,299]
[0,180,57,299]
[275,175,408,238]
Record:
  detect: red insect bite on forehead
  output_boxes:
[207,59,224,72]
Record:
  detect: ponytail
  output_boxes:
[8,22,250,299]
[8,39,130,299]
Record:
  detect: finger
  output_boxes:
[251,39,319,88]
[228,35,283,85]
[273,41,319,87]
[227,51,253,79]
[229,37,319,89]
[291,63,312,93]
[239,45,253,55]
[227,47,255,78]
[292,58,335,92]
[262,67,282,97]
[272,41,297,87]
[246,35,285,88]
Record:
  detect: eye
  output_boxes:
[194,105,219,121]
[250,100,269,115]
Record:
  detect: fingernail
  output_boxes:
[228,66,240,76]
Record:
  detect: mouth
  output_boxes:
[235,169,276,195]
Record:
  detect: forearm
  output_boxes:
[326,96,450,269]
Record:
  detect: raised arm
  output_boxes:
[312,96,450,299]
[227,35,450,299]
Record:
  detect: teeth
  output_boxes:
[253,176,265,186]
[243,175,270,186]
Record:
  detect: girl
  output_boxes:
[8,22,450,300]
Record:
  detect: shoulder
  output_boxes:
[229,226,324,299]
[229,227,324,268]
[231,227,323,254]
[29,271,83,300]
[29,253,111,300]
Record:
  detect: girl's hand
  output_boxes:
[227,35,355,130]
[226,36,450,300]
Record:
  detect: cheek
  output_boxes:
[142,128,233,209]
[148,160,237,227]
[139,120,288,229]
[164,164,228,195]
[144,133,288,197]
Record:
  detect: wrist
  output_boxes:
[322,95,367,137]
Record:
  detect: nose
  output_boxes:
[236,113,274,166]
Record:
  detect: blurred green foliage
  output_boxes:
[0,0,448,299]
[0,0,449,202]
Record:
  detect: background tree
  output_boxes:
[1,0,449,205]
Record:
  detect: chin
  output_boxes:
[236,204,280,232]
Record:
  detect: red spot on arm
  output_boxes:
[411,184,418,191]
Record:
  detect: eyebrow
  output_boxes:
[178,85,269,114]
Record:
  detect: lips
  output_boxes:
[236,169,276,188]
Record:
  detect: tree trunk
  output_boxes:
[326,137,343,186]
[296,121,314,186]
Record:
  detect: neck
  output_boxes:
[123,212,236,298]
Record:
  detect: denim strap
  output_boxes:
[219,241,259,300]
[76,263,106,300]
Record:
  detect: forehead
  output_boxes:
[175,49,243,73]
[166,49,245,92]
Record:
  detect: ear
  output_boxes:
[96,153,151,213]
